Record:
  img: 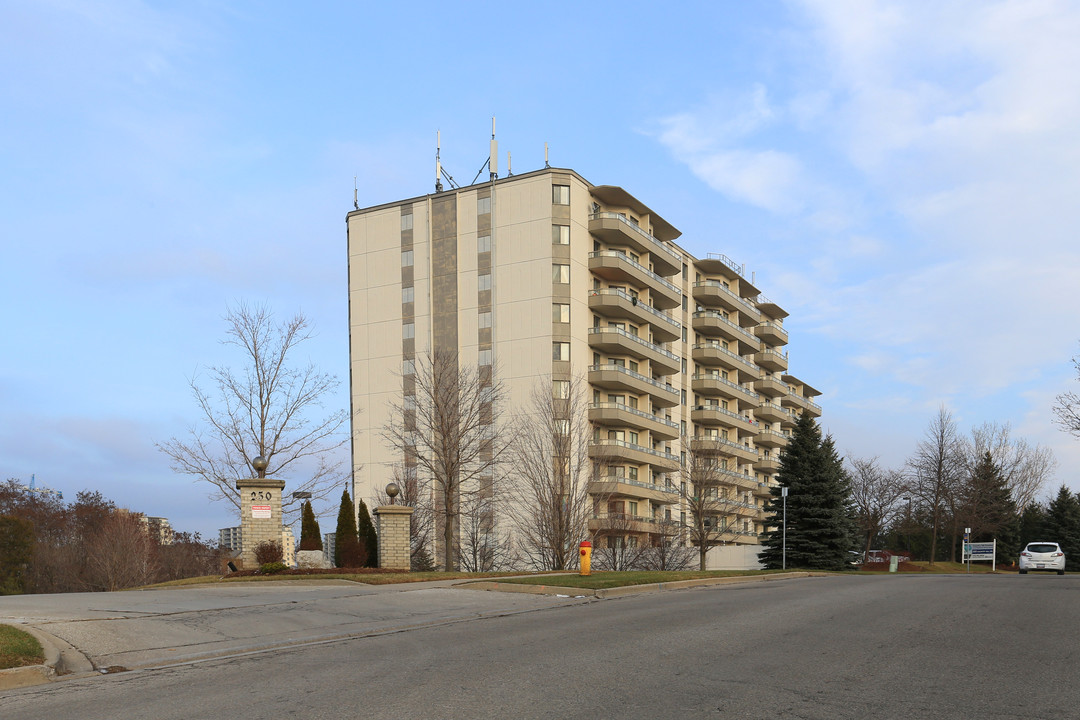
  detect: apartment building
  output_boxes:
[347,166,821,568]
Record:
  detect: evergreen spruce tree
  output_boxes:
[1044,486,1080,571]
[1017,502,1048,549]
[964,451,1019,561]
[298,501,322,552]
[334,489,362,568]
[759,413,856,570]
[356,499,378,568]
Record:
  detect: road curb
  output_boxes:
[457,571,830,598]
[0,623,97,690]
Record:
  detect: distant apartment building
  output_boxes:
[347,166,821,568]
[140,516,174,546]
[219,526,297,567]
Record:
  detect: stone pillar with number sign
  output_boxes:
[236,456,286,569]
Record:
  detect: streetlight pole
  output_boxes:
[782,486,788,570]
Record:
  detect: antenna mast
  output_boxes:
[353,176,359,210]
[489,116,498,181]
[545,142,550,168]
[435,131,444,193]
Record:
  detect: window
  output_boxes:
[478,234,491,253]
[552,224,570,245]
[552,184,570,205]
[401,214,413,231]
[628,467,638,481]
[477,196,491,214]
[552,303,570,323]
[553,342,570,361]
[552,263,570,283]
[478,311,492,329]
[404,394,416,410]
[403,358,415,375]
[479,349,492,366]
[553,380,570,399]
[627,395,638,409]
[682,327,687,343]
[478,273,492,291]
[401,250,414,267]
[607,393,624,405]
[402,286,414,304]
[402,322,415,339]
[629,501,639,516]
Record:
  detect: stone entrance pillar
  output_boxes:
[235,456,285,569]
[374,490,414,571]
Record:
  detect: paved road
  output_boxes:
[4,573,1079,718]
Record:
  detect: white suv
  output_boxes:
[1019,542,1066,575]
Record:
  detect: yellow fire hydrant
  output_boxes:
[579,540,592,576]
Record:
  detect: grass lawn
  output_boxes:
[145,570,543,588]
[486,569,791,590]
[0,624,44,670]
[858,560,1003,574]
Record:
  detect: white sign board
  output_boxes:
[251,504,272,519]
[962,540,996,571]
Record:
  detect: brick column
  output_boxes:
[374,505,414,571]
[235,477,286,569]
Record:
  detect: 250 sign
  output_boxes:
[250,491,274,502]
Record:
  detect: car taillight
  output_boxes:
[1053,553,1064,557]
[1021,552,1031,557]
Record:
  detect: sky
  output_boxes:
[3,0,1079,538]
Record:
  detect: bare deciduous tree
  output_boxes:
[458,478,517,572]
[637,518,695,571]
[592,510,650,571]
[506,376,602,571]
[908,406,966,565]
[1054,352,1080,439]
[679,437,753,571]
[383,351,508,571]
[968,422,1056,510]
[158,303,349,521]
[85,512,159,592]
[847,456,908,558]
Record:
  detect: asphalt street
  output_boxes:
[4,573,1079,719]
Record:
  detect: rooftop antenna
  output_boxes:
[489,117,498,181]
[545,142,550,168]
[435,131,444,193]
[507,150,512,177]
[353,176,359,210]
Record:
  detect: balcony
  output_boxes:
[589,513,666,535]
[754,348,788,373]
[588,327,680,376]
[589,364,680,407]
[589,477,679,504]
[692,311,760,354]
[588,288,680,342]
[589,402,680,441]
[755,321,789,347]
[754,375,789,398]
[755,429,790,449]
[688,436,758,463]
[589,251,681,309]
[692,281,761,323]
[755,401,788,425]
[718,467,758,491]
[590,439,680,472]
[754,455,782,474]
[691,343,760,383]
[691,373,760,406]
[589,212,682,276]
[781,391,822,418]
[690,405,758,439]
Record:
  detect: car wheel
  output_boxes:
[1058,570,1065,575]
[1019,569,1027,574]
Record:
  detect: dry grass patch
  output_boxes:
[488,569,790,590]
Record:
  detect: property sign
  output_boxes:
[963,540,997,572]
[251,504,272,519]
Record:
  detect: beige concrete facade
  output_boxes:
[346,167,821,568]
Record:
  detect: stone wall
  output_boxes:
[374,505,414,570]
[235,477,286,569]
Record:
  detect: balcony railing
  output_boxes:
[589,251,681,295]
[691,434,754,456]
[693,280,761,319]
[705,252,745,277]
[693,342,756,368]
[590,212,682,264]
[590,363,679,397]
[788,389,822,413]
[590,402,679,431]
[693,311,759,345]
[595,476,679,496]
[590,288,681,330]
[691,404,755,426]
[589,326,678,362]
[758,321,788,339]
[592,439,679,464]
[692,373,760,401]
